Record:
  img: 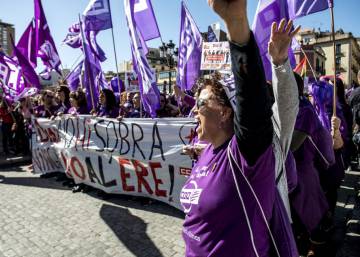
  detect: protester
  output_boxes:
[173,85,196,117]
[95,89,118,118]
[0,98,15,155]
[16,97,33,154]
[310,81,349,219]
[68,89,88,115]
[11,102,28,155]
[127,93,142,118]
[180,0,299,256]
[289,73,335,255]
[156,93,179,118]
[34,90,58,118]
[54,85,71,115]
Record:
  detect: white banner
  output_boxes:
[200,42,231,71]
[32,116,197,209]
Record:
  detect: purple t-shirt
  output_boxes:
[68,105,88,115]
[34,105,57,118]
[97,106,119,118]
[181,135,276,257]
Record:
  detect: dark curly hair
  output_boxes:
[70,89,87,108]
[102,88,116,111]
[57,85,71,105]
[194,73,232,109]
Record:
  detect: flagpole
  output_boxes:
[79,14,96,111]
[330,3,337,117]
[61,53,84,83]
[108,0,121,96]
[300,47,318,82]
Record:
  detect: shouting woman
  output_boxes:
[180,0,300,256]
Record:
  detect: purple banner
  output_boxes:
[176,1,203,91]
[12,41,41,89]
[63,23,106,62]
[0,56,26,99]
[34,0,62,76]
[253,0,331,80]
[207,25,218,43]
[66,61,83,91]
[288,0,331,19]
[133,0,161,41]
[83,0,113,32]
[125,0,160,118]
[16,20,37,68]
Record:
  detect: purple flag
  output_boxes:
[133,0,161,41]
[110,77,124,93]
[176,1,203,91]
[34,0,62,76]
[16,20,37,68]
[63,22,107,62]
[253,0,331,80]
[88,31,107,62]
[12,38,41,89]
[14,87,38,101]
[0,56,26,99]
[207,25,218,43]
[66,61,83,91]
[79,18,110,110]
[253,0,293,80]
[63,32,82,49]
[288,0,331,19]
[124,0,160,118]
[83,0,112,32]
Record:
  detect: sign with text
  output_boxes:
[32,116,197,209]
[200,42,231,71]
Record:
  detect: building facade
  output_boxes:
[0,20,15,55]
[296,29,360,86]
[293,43,327,78]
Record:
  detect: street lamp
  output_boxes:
[159,40,178,94]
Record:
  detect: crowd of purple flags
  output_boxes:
[0,0,333,115]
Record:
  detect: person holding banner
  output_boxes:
[34,91,58,118]
[68,89,88,115]
[94,89,118,118]
[54,85,71,115]
[180,0,300,256]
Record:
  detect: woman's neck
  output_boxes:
[211,127,234,149]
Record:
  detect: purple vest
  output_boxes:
[291,99,334,232]
[181,136,279,257]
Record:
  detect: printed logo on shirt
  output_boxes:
[180,167,192,176]
[180,181,203,213]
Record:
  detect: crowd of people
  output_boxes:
[0,81,197,156]
[1,0,360,256]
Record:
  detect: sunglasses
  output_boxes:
[196,98,208,110]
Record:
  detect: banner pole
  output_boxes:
[108,0,122,96]
[300,47,318,82]
[330,4,337,117]
[79,14,96,111]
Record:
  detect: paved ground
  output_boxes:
[1,163,360,257]
[0,166,185,257]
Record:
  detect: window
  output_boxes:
[336,44,341,55]
[336,57,341,65]
[316,58,320,72]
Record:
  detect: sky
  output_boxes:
[0,0,359,73]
